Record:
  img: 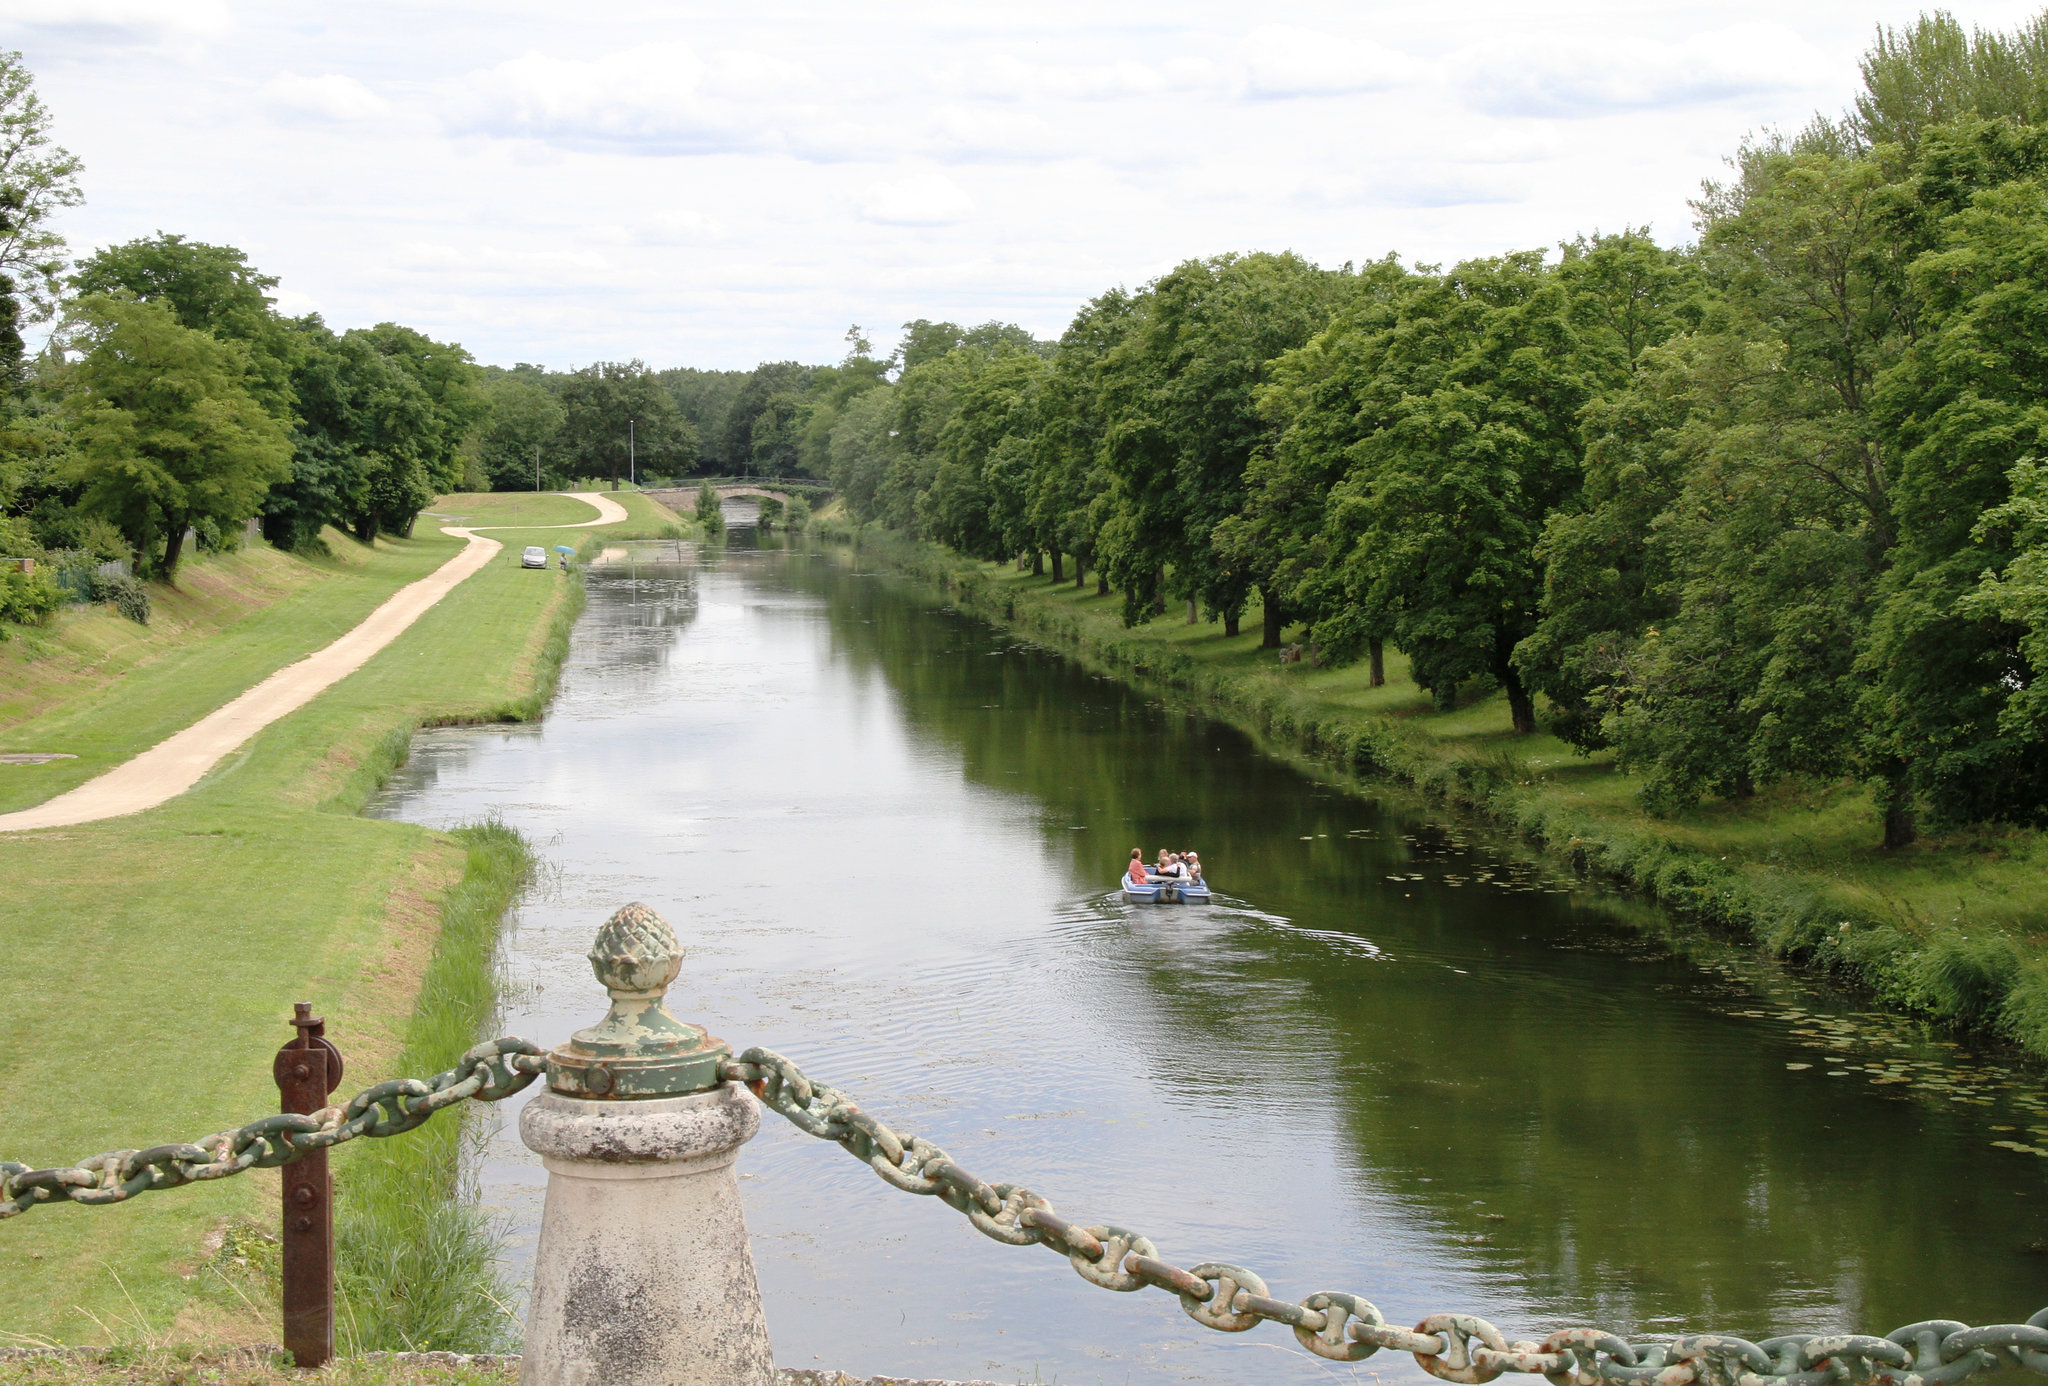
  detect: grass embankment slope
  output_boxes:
[823,516,2048,1061]
[0,491,683,1350]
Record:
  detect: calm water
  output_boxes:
[366,531,2048,1386]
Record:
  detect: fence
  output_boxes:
[7,903,2046,1386]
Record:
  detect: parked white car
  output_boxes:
[521,545,548,569]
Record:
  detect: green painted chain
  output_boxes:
[0,1039,545,1219]
[9,1033,2046,1386]
[725,1046,2048,1386]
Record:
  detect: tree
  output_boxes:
[918,349,1046,560]
[1096,252,1345,632]
[264,319,442,547]
[1029,289,1138,591]
[1222,258,1416,647]
[555,359,693,487]
[63,295,290,577]
[1851,11,2048,159]
[657,366,748,470]
[71,233,297,419]
[827,385,897,522]
[1961,455,2048,747]
[1581,135,1913,819]
[0,51,83,321]
[1863,168,2048,829]
[1314,253,1606,730]
[718,362,808,475]
[694,480,725,537]
[353,323,488,495]
[1514,232,1710,747]
[477,370,565,491]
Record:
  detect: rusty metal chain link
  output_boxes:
[724,1046,2048,1386]
[0,1039,546,1219]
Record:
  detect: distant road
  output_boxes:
[0,492,626,833]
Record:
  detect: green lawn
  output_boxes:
[0,495,662,1348]
[830,518,2048,1060]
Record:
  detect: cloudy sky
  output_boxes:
[4,0,2041,370]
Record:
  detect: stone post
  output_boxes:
[520,903,774,1386]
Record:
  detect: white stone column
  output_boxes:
[520,1082,774,1386]
[517,902,774,1386]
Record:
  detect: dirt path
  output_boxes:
[0,493,628,833]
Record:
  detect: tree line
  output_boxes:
[800,12,2048,845]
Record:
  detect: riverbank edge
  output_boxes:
[819,517,2048,1063]
[329,821,535,1355]
[318,534,595,1350]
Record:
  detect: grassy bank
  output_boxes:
[0,531,449,813]
[332,822,532,1355]
[0,494,646,1349]
[820,516,2048,1062]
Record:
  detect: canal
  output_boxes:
[366,531,2048,1385]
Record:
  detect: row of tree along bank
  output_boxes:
[818,515,2048,1065]
[0,49,710,622]
[786,13,2048,865]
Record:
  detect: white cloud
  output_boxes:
[632,210,727,244]
[261,73,388,124]
[1464,23,1834,117]
[1242,25,1421,98]
[445,43,813,155]
[4,0,229,46]
[861,173,975,226]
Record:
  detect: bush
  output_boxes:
[0,565,63,627]
[785,495,812,531]
[90,571,151,624]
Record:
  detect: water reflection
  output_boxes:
[365,536,2048,1385]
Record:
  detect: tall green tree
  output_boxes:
[1312,253,1606,729]
[70,234,297,417]
[477,369,566,491]
[1095,252,1343,631]
[1863,164,2048,828]
[1220,257,1416,647]
[1512,232,1708,747]
[0,50,83,322]
[63,295,290,577]
[554,359,693,487]
[1028,290,1138,590]
[353,323,488,495]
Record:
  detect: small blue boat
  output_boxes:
[1122,874,1211,903]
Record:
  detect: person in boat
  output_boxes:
[1156,850,1185,880]
[1127,850,1153,888]
[1182,851,1203,883]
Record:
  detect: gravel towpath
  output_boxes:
[0,492,629,833]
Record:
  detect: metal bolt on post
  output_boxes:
[273,1003,343,1369]
[520,903,774,1386]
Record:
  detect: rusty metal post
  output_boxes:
[273,1002,343,1369]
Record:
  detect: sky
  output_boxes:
[3,0,2043,371]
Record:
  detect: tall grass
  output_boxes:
[332,821,534,1354]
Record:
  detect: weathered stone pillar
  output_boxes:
[520,903,774,1386]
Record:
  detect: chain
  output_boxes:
[0,1039,545,1219]
[11,1035,2046,1386]
[724,1047,2048,1386]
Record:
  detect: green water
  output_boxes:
[368,532,2048,1384]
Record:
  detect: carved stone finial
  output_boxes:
[546,903,730,1099]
